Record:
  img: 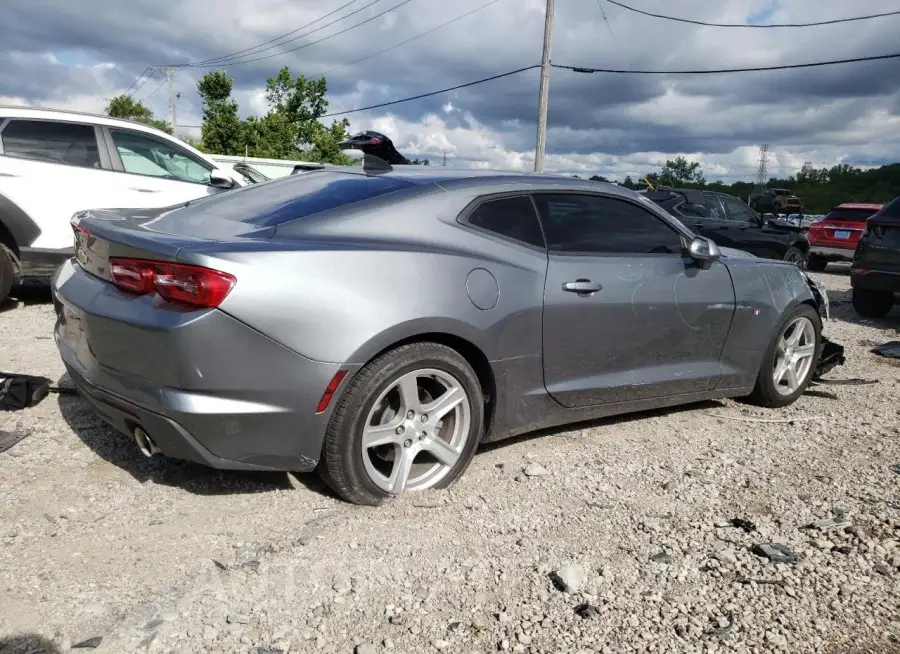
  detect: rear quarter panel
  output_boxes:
[178,190,549,367]
[717,257,817,389]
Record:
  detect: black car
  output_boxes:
[850,196,900,318]
[644,187,809,266]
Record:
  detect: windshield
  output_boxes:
[234,164,270,184]
[823,208,879,223]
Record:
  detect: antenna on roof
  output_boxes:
[363,153,393,174]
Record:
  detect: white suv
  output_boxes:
[0,106,255,303]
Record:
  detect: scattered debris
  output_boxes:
[0,428,31,454]
[811,378,878,386]
[729,518,757,533]
[549,563,587,593]
[813,337,846,379]
[574,602,600,620]
[832,545,853,555]
[702,612,736,640]
[874,564,893,578]
[889,464,900,475]
[212,559,228,571]
[72,636,103,649]
[705,413,822,424]
[752,543,798,564]
[871,341,900,359]
[650,551,672,564]
[735,575,786,588]
[523,463,549,477]
[804,389,839,400]
[805,515,852,532]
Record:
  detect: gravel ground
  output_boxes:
[1,268,898,654]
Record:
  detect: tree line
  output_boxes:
[582,156,900,213]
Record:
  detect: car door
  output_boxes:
[0,117,140,250]
[718,194,783,258]
[101,127,232,207]
[535,192,736,408]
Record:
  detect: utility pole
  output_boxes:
[755,143,769,191]
[534,0,556,172]
[153,66,178,137]
[442,149,448,166]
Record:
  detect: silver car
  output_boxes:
[51,164,838,505]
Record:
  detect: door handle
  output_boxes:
[562,279,602,295]
[130,187,159,193]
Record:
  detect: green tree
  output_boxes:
[197,71,244,155]
[660,156,705,186]
[409,158,431,165]
[105,95,171,134]
[589,174,609,182]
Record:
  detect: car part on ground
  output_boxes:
[871,341,900,359]
[849,196,900,318]
[644,187,810,266]
[807,203,883,271]
[51,164,843,505]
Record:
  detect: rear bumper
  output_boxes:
[51,259,344,471]
[850,268,900,295]
[809,245,854,260]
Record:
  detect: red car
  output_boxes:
[807,203,883,271]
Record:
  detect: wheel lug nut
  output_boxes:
[395,426,405,435]
[407,410,415,419]
[420,414,428,423]
[403,439,413,448]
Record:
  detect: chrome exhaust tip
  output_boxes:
[133,427,160,458]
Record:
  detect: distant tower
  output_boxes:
[755,144,769,190]
[442,150,448,166]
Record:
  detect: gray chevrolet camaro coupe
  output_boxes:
[51,163,837,506]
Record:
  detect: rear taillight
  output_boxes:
[108,257,236,309]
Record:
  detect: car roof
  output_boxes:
[301,165,637,197]
[0,105,169,135]
[834,203,883,210]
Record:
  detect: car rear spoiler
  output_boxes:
[290,163,327,175]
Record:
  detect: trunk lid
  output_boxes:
[72,203,275,282]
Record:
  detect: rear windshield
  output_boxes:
[873,196,900,220]
[823,208,879,223]
[173,171,412,227]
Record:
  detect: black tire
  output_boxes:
[783,246,806,268]
[806,255,828,272]
[744,304,821,409]
[318,342,485,506]
[0,244,16,305]
[852,288,894,319]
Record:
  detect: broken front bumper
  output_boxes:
[801,272,846,379]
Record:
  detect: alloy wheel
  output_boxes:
[361,368,472,494]
[772,316,816,395]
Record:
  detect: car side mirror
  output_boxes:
[210,170,236,189]
[689,236,721,270]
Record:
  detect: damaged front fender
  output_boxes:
[801,272,846,379]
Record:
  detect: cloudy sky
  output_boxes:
[3,0,899,180]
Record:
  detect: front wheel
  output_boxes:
[318,342,484,506]
[744,304,821,408]
[852,289,894,319]
[782,247,806,268]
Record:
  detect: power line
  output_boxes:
[123,66,152,97]
[138,77,168,104]
[181,0,418,68]
[187,0,380,66]
[554,51,900,74]
[603,0,900,28]
[321,65,540,117]
[127,69,156,99]
[323,0,505,75]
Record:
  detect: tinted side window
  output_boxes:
[465,196,545,248]
[721,196,758,222]
[534,194,684,255]
[701,192,726,219]
[1,120,100,168]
